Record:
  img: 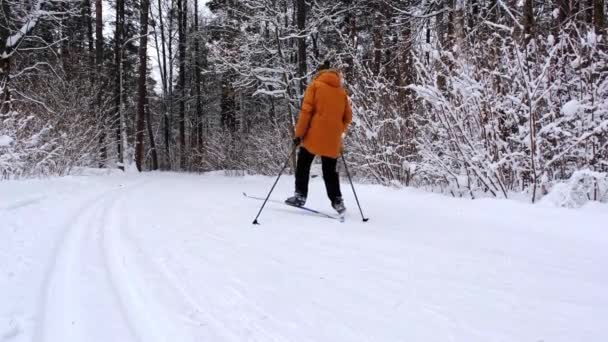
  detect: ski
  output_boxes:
[243,193,345,222]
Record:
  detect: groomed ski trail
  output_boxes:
[32,180,252,342]
[1,172,607,342]
[35,183,142,342]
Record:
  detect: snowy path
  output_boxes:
[1,172,607,342]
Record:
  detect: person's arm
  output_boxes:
[343,93,353,133]
[294,82,316,138]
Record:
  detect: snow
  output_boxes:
[483,20,512,32]
[587,31,598,45]
[541,170,608,208]
[4,1,43,55]
[1,172,607,341]
[562,99,580,116]
[0,135,13,146]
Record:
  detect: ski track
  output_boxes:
[0,196,47,211]
[117,182,299,342]
[111,190,244,342]
[2,173,607,341]
[35,182,146,342]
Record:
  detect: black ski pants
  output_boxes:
[295,147,342,202]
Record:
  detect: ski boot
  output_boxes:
[285,192,306,207]
[332,196,346,214]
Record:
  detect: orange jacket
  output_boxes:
[295,70,353,158]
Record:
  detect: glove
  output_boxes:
[293,137,302,146]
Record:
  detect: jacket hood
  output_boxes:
[314,69,341,88]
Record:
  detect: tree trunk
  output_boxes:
[573,0,586,22]
[145,95,159,170]
[135,0,149,172]
[468,0,479,32]
[557,0,570,24]
[554,0,570,37]
[157,0,168,95]
[523,0,535,44]
[95,0,107,167]
[80,0,95,69]
[372,6,383,75]
[0,62,9,115]
[594,0,605,33]
[220,75,236,131]
[195,0,204,154]
[166,0,175,169]
[447,0,455,45]
[0,1,11,114]
[0,56,9,114]
[529,96,538,203]
[114,0,125,170]
[83,0,94,66]
[437,0,455,92]
[426,25,431,64]
[178,0,187,169]
[296,0,307,94]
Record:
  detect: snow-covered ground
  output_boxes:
[1,171,607,342]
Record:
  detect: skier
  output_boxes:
[285,60,353,214]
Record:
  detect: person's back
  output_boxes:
[287,61,352,214]
[296,69,352,159]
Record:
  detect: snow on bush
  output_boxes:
[542,170,608,208]
[561,100,580,116]
[0,106,101,179]
[409,25,608,201]
[0,135,13,146]
[1,111,55,179]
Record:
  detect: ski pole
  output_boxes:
[341,154,369,222]
[252,145,297,225]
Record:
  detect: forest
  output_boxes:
[1,0,607,204]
